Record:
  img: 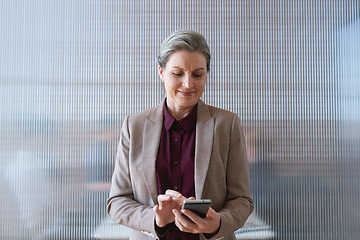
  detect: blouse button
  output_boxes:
[174,161,179,165]
[174,138,179,142]
[174,186,178,191]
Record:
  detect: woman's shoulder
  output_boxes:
[126,101,164,124]
[202,102,239,120]
[199,102,243,132]
[128,106,156,119]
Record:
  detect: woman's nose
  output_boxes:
[182,75,192,88]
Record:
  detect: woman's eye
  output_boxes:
[173,72,182,76]
[193,74,203,78]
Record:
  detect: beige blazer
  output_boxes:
[107,99,253,240]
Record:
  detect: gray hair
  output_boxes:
[157,30,211,71]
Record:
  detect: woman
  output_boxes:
[107,30,253,240]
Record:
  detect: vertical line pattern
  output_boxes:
[0,0,359,239]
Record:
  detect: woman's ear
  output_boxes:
[158,65,165,82]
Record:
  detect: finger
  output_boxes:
[165,190,187,204]
[157,194,171,203]
[173,209,191,223]
[172,209,181,217]
[181,209,202,224]
[158,194,171,201]
[206,207,219,220]
[174,209,200,234]
[206,207,214,218]
[173,195,187,204]
[153,205,159,213]
[165,189,182,198]
[173,210,186,231]
[188,196,196,200]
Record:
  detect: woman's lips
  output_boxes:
[178,91,195,97]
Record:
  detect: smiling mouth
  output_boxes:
[178,91,195,96]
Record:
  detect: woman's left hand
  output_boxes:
[172,206,221,235]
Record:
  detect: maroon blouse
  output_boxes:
[156,102,199,240]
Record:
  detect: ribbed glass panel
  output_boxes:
[0,0,359,239]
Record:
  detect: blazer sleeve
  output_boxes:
[106,116,158,239]
[208,114,254,239]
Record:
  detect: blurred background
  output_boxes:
[0,0,359,239]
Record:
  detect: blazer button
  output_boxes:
[174,138,179,142]
[174,161,179,165]
[174,186,178,191]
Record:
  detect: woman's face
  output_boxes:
[158,50,207,113]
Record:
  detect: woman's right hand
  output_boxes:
[153,190,187,227]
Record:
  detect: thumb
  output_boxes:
[206,207,218,219]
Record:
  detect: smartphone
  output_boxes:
[181,199,212,218]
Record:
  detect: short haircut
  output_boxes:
[157,30,211,71]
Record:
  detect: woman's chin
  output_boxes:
[177,98,198,108]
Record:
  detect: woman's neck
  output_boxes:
[166,101,196,121]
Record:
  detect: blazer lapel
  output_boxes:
[194,100,214,199]
[141,99,214,202]
[142,100,165,205]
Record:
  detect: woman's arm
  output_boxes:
[106,116,157,238]
[214,114,254,238]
